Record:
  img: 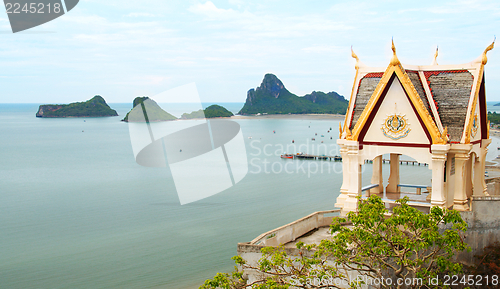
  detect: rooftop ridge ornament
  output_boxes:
[390,39,400,66]
[482,37,495,65]
[351,46,360,70]
[432,46,439,65]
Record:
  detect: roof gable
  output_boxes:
[342,41,495,145]
[348,59,445,145]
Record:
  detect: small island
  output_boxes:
[122,97,177,122]
[36,95,118,118]
[238,73,348,115]
[181,104,234,119]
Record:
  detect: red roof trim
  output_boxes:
[363,72,384,78]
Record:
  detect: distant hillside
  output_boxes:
[36,95,118,118]
[494,102,500,106]
[238,74,348,115]
[122,97,177,122]
[181,104,234,119]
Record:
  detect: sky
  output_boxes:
[0,0,499,104]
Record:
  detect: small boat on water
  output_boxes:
[281,154,293,159]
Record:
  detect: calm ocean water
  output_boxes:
[1,102,494,288]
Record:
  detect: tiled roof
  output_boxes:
[348,67,475,142]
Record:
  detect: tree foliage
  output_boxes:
[201,195,469,289]
[487,112,500,125]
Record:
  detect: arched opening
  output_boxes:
[359,153,432,212]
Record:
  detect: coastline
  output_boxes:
[229,114,345,120]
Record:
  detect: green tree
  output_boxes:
[200,195,469,289]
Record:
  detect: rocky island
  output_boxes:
[36,95,118,118]
[181,104,234,119]
[122,97,177,122]
[238,74,348,115]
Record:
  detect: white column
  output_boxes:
[480,139,492,195]
[431,144,449,207]
[465,156,473,199]
[370,155,383,196]
[473,154,483,196]
[453,152,470,211]
[341,141,361,215]
[386,153,400,194]
[335,141,349,208]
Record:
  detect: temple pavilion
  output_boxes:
[336,40,495,214]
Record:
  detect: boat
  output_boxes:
[281,154,293,159]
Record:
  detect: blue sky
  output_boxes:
[0,0,499,103]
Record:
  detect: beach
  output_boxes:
[230,114,345,120]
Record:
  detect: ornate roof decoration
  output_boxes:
[390,39,400,66]
[482,38,495,65]
[432,46,439,65]
[349,42,444,144]
[342,40,492,145]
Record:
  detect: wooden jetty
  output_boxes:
[365,159,428,166]
[281,154,428,166]
[281,153,342,161]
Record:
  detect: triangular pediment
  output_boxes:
[350,63,445,145]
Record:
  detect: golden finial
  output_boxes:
[441,126,449,143]
[339,122,343,139]
[482,37,495,65]
[432,46,439,65]
[390,38,400,66]
[351,46,360,69]
[346,128,353,140]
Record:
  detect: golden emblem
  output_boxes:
[471,114,478,138]
[381,114,410,140]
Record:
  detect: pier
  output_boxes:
[281,153,342,161]
[281,154,428,166]
[365,159,428,166]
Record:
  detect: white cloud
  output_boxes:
[301,45,345,54]
[188,1,238,18]
[125,12,156,18]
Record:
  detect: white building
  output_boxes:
[336,40,495,214]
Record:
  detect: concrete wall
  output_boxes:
[457,196,500,264]
[249,210,340,247]
[485,176,500,196]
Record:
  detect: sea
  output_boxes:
[0,102,499,289]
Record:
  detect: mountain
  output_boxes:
[122,97,177,122]
[238,74,348,115]
[36,95,118,117]
[181,104,234,119]
[494,102,500,106]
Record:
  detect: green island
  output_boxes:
[238,73,348,115]
[181,104,234,119]
[122,97,177,122]
[36,95,118,118]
